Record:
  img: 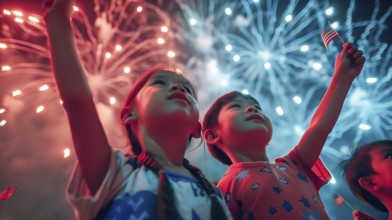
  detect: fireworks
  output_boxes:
[1,0,392,218]
[0,0,176,146]
[174,0,392,159]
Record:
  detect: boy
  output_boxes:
[202,43,365,219]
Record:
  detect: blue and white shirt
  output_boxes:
[66,150,232,220]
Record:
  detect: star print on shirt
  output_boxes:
[299,196,311,208]
[277,165,288,171]
[247,210,255,220]
[260,167,272,173]
[279,177,289,184]
[281,200,293,212]
[268,206,278,215]
[272,186,282,194]
[250,182,260,191]
[236,200,243,210]
[300,208,323,220]
[237,170,249,182]
[312,195,320,205]
[225,192,231,203]
[297,172,309,182]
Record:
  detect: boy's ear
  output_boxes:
[121,106,137,126]
[358,177,380,192]
[203,128,221,145]
[191,122,202,138]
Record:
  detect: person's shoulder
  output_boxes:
[217,168,237,186]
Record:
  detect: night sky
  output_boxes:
[1,0,391,219]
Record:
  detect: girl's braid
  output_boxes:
[137,152,177,220]
[183,158,228,220]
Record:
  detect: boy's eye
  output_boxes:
[183,85,193,94]
[385,152,392,159]
[255,105,262,111]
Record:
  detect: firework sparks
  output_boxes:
[0,0,176,143]
[1,1,392,219]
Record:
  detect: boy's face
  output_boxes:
[215,96,273,151]
[368,144,392,193]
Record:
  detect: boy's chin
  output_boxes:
[240,127,272,137]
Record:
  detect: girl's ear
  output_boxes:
[358,177,380,192]
[191,122,202,138]
[203,128,221,145]
[121,106,137,126]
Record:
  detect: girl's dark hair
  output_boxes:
[121,66,226,219]
[137,151,228,220]
[202,91,259,165]
[339,140,392,212]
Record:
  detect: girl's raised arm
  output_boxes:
[45,0,111,195]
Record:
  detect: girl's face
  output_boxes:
[216,96,273,151]
[132,70,200,134]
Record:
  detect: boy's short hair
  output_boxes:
[202,91,259,165]
[340,140,392,212]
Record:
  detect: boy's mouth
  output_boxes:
[246,114,264,122]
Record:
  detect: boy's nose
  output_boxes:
[245,106,259,113]
[169,83,186,93]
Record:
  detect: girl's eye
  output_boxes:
[385,152,392,159]
[152,79,166,85]
[229,104,241,109]
[255,106,262,111]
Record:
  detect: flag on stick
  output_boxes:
[333,193,345,206]
[0,187,17,200]
[321,22,345,50]
[333,193,354,210]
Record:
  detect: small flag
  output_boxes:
[333,193,345,206]
[321,28,339,50]
[0,187,17,200]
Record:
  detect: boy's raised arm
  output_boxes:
[45,0,111,195]
[296,43,365,168]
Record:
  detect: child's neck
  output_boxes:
[138,126,190,165]
[147,149,193,177]
[230,150,269,163]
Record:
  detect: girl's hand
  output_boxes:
[334,42,366,80]
[43,0,75,21]
[352,210,375,220]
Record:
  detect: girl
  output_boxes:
[341,140,392,220]
[44,0,231,219]
[202,43,365,219]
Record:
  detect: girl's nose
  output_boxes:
[169,83,186,93]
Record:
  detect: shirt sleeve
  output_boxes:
[66,149,134,220]
[285,147,332,191]
[214,186,234,220]
[217,174,240,220]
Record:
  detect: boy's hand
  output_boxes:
[334,43,366,80]
[43,0,75,21]
[352,210,375,220]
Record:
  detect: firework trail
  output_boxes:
[330,0,392,147]
[174,0,392,160]
[1,0,392,219]
[0,0,176,146]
